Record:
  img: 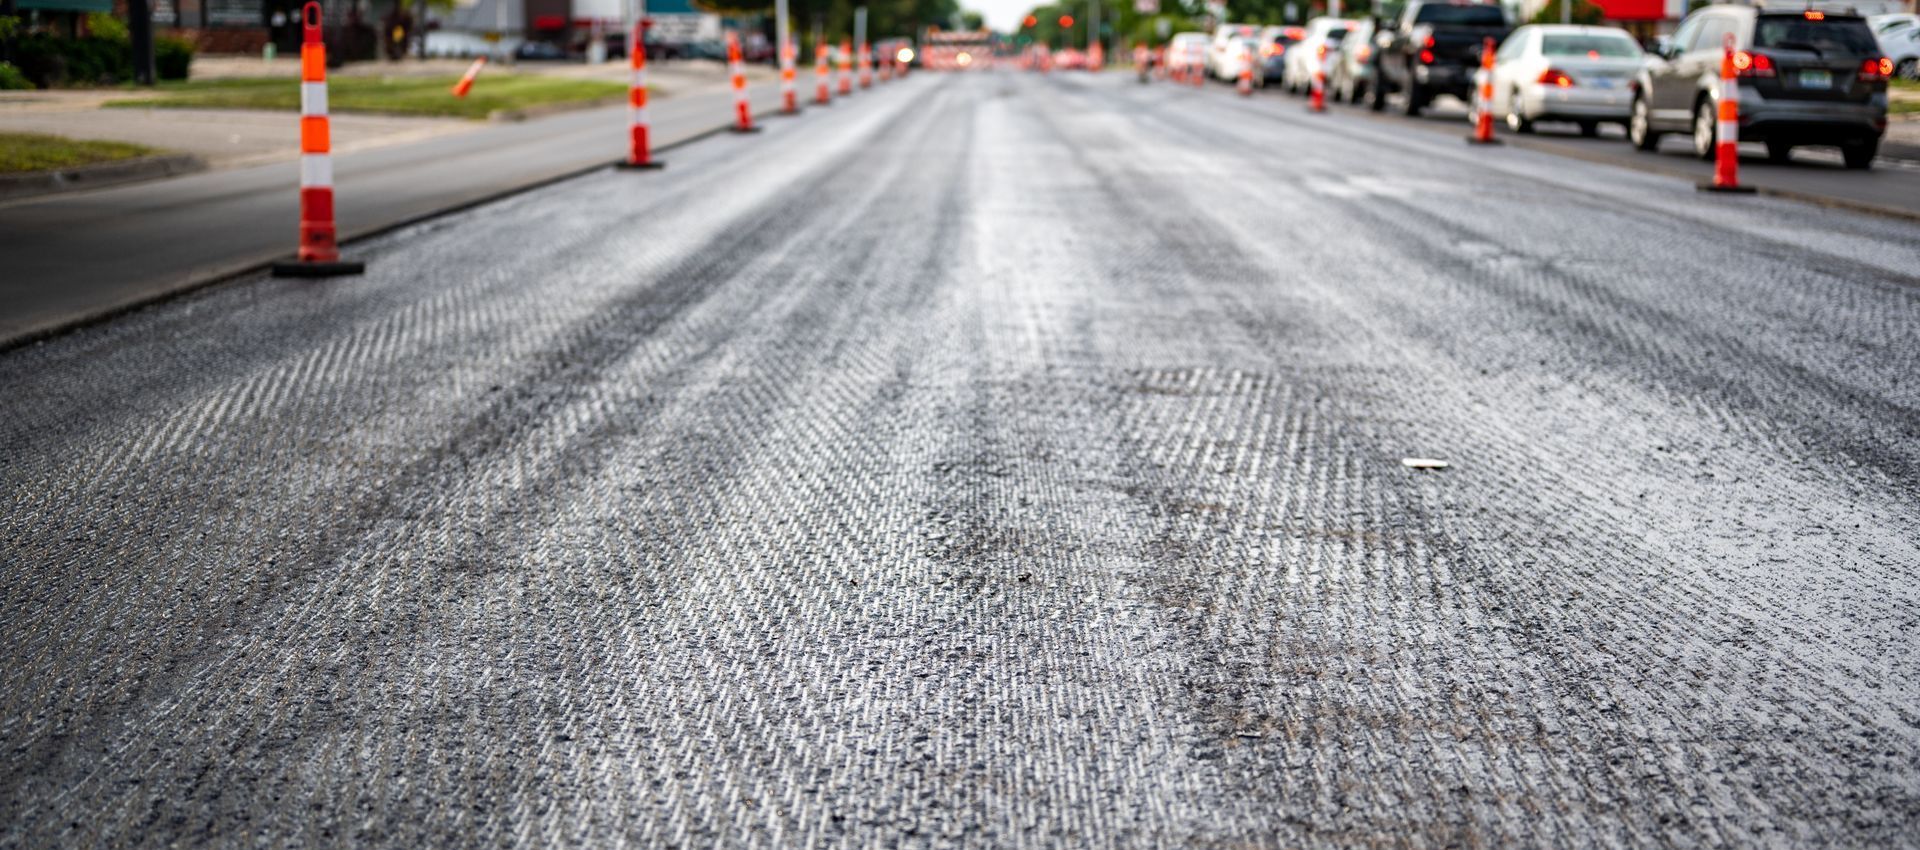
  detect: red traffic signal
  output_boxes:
[1058,14,1074,26]
[1023,14,1037,26]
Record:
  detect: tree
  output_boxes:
[1529,0,1603,25]
[693,0,967,47]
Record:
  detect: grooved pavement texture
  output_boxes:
[3,71,1918,849]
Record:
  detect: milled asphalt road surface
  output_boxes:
[3,70,1919,848]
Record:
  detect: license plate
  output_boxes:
[1591,78,1614,89]
[1798,69,1832,88]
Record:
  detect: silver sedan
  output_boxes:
[1490,24,1646,135]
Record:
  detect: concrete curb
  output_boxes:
[0,153,206,202]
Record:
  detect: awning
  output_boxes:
[15,0,116,11]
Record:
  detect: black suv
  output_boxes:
[1371,0,1513,116]
[1630,5,1891,168]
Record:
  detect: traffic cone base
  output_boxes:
[272,260,366,277]
[1464,135,1504,146]
[1696,181,1755,194]
[616,160,666,170]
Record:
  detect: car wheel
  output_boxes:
[1692,97,1716,161]
[1506,89,1534,133]
[1352,81,1368,105]
[1578,121,1599,138]
[1629,96,1660,151]
[1897,58,1919,81]
[1765,140,1793,163]
[1841,139,1878,170]
[1370,80,1387,111]
[1403,84,1425,116]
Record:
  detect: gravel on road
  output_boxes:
[3,71,1917,849]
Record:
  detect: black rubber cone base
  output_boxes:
[272,259,365,277]
[616,160,666,170]
[1697,182,1757,194]
[1465,136,1504,145]
[731,125,763,134]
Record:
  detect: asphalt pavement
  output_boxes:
[3,69,1918,848]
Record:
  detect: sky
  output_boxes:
[972,0,1037,32]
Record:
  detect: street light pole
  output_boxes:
[775,0,789,75]
[127,0,155,85]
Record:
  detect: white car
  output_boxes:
[1489,24,1645,135]
[1167,32,1211,78]
[1282,18,1356,94]
[1207,23,1262,79]
[1870,13,1920,78]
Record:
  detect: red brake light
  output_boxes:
[1860,57,1892,81]
[1356,45,1372,61]
[1733,50,1775,77]
[1423,35,1435,48]
[1537,68,1574,87]
[1419,49,1435,64]
[1803,9,1824,19]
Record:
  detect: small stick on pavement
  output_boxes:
[271,1,363,277]
[618,18,664,170]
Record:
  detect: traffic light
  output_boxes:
[1058,14,1074,27]
[1023,15,1037,27]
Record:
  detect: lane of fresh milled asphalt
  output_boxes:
[2,69,1917,848]
[0,81,791,345]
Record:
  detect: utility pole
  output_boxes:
[1562,0,1572,24]
[853,6,867,66]
[1088,0,1098,55]
[775,0,789,71]
[127,0,155,85]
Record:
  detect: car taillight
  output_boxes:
[1419,49,1435,64]
[1537,68,1574,87]
[1357,45,1372,62]
[1732,50,1774,78]
[1423,35,1435,48]
[1317,44,1328,60]
[1859,57,1891,81]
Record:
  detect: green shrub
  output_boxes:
[0,61,31,90]
[156,36,194,80]
[84,11,129,43]
[13,34,133,87]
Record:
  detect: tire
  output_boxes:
[1765,140,1793,163]
[1403,83,1425,117]
[1352,81,1369,105]
[1692,97,1716,161]
[1506,89,1534,134]
[1841,139,1877,170]
[1629,95,1661,151]
[1370,78,1387,111]
[1578,121,1599,138]
[1897,58,1918,82]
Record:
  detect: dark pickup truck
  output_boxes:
[1369,1,1514,115]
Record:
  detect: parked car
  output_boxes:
[1167,32,1211,77]
[1489,24,1644,135]
[514,40,570,62]
[1207,24,1262,79]
[1283,18,1355,94]
[1629,5,1891,168]
[1257,25,1308,86]
[1329,19,1378,103]
[1372,0,1514,115]
[1869,13,1920,78]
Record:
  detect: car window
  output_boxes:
[1754,16,1879,55]
[1495,31,1527,60]
[1691,17,1732,53]
[1874,19,1912,34]
[1413,4,1506,25]
[1668,15,1703,54]
[1541,33,1641,57]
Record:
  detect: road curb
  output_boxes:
[0,99,810,354]
[0,152,206,203]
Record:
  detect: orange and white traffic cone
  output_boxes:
[779,35,797,114]
[1309,44,1328,112]
[880,47,894,81]
[1237,60,1252,96]
[726,31,758,133]
[451,56,485,97]
[858,40,872,88]
[838,39,853,96]
[618,18,663,170]
[1090,42,1103,71]
[1467,37,1500,144]
[1699,33,1754,193]
[815,42,832,105]
[273,1,361,277]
